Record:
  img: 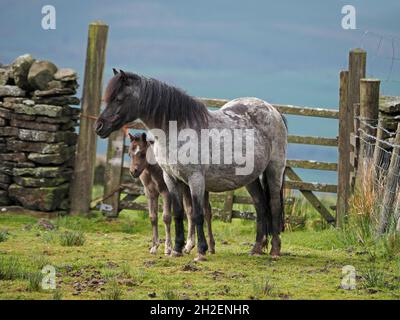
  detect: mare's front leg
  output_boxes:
[160,191,172,255]
[163,172,185,256]
[146,191,160,254]
[204,192,215,254]
[188,172,208,261]
[182,185,195,254]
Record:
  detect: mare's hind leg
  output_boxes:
[182,186,195,254]
[204,192,215,254]
[265,161,285,258]
[188,172,208,262]
[246,179,268,255]
[160,191,172,255]
[147,192,160,254]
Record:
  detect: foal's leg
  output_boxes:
[182,186,195,254]
[147,192,160,254]
[204,192,215,254]
[246,179,268,255]
[160,191,172,255]
[163,172,185,256]
[265,161,285,258]
[188,173,208,261]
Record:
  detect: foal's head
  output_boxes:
[128,132,153,178]
[96,69,142,138]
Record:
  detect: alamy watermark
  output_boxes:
[341,265,356,290]
[41,5,56,30]
[341,5,356,30]
[41,264,56,290]
[132,121,255,175]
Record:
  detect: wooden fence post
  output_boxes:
[372,118,385,181]
[222,191,234,222]
[337,70,350,228]
[70,21,109,215]
[102,129,125,217]
[347,49,366,189]
[379,123,400,234]
[358,79,380,168]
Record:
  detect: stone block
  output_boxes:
[8,183,69,211]
[0,85,25,97]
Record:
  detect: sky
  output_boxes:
[1,0,399,183]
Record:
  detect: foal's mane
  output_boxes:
[105,72,209,129]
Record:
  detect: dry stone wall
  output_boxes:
[0,54,80,212]
[379,96,400,147]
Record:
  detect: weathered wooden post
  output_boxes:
[358,79,380,168]
[70,21,109,215]
[102,129,125,217]
[337,70,350,228]
[396,196,400,232]
[347,49,366,188]
[372,118,385,181]
[223,191,234,222]
[379,123,400,234]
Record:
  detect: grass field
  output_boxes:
[0,204,399,300]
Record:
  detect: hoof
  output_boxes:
[270,253,281,260]
[250,243,264,256]
[171,250,183,257]
[149,246,158,255]
[194,253,207,262]
[270,236,281,258]
[183,244,195,254]
[164,248,172,256]
[209,248,216,254]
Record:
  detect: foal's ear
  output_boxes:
[128,133,135,142]
[112,68,119,76]
[119,69,127,80]
[141,132,147,142]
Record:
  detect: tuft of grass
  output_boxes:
[42,231,57,244]
[380,223,400,259]
[102,280,123,300]
[31,255,50,270]
[161,287,179,300]
[361,266,386,290]
[101,268,120,280]
[59,231,85,246]
[120,263,134,279]
[27,272,43,292]
[251,277,275,299]
[0,256,25,280]
[0,230,9,242]
[52,289,63,300]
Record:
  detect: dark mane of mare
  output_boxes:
[104,72,209,129]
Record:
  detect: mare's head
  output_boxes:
[96,69,142,138]
[128,132,153,178]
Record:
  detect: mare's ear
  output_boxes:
[112,68,118,76]
[119,69,127,78]
[128,133,135,142]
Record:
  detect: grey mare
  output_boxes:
[96,69,287,261]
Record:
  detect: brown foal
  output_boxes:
[128,132,215,255]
